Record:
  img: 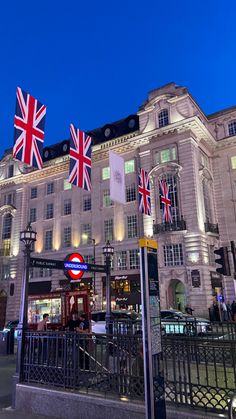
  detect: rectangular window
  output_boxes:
[84,255,94,264]
[103,189,113,207]
[29,208,37,223]
[4,193,15,206]
[31,187,37,199]
[47,182,54,195]
[63,226,71,247]
[0,264,10,280]
[116,251,127,270]
[126,184,136,202]
[231,156,236,169]
[64,199,71,215]
[64,179,72,190]
[102,167,110,180]
[83,195,91,211]
[127,215,138,238]
[129,249,140,269]
[163,244,183,266]
[125,159,135,174]
[45,230,53,250]
[46,203,54,219]
[161,149,170,163]
[104,219,113,242]
[8,165,14,178]
[155,146,177,165]
[81,224,92,244]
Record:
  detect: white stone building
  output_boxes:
[1,82,236,326]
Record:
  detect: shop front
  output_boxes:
[102,274,141,312]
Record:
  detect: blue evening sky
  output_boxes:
[0,0,235,156]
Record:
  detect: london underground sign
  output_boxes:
[64,253,85,280]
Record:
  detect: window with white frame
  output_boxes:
[154,146,177,165]
[29,208,37,223]
[3,192,16,206]
[158,109,169,128]
[102,167,110,180]
[46,203,54,219]
[30,267,52,279]
[104,219,113,242]
[103,189,113,207]
[63,199,71,215]
[228,121,236,136]
[45,230,53,250]
[2,214,12,239]
[163,244,183,266]
[125,159,135,174]
[31,187,37,199]
[84,255,94,264]
[231,156,236,169]
[159,173,179,222]
[63,226,71,247]
[116,251,127,270]
[81,224,92,244]
[83,195,91,211]
[64,179,72,190]
[47,182,54,195]
[127,215,138,238]
[129,249,140,269]
[126,184,136,202]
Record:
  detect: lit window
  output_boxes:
[161,149,170,163]
[155,146,177,165]
[47,183,54,195]
[83,195,91,211]
[116,251,127,270]
[127,215,138,238]
[2,214,12,240]
[129,249,140,269]
[46,203,54,219]
[163,244,183,266]
[0,264,10,280]
[31,187,37,199]
[125,160,135,174]
[81,224,92,244]
[29,208,37,223]
[64,179,72,190]
[102,167,110,180]
[158,109,169,128]
[126,184,136,202]
[45,230,53,250]
[103,190,113,207]
[63,199,71,215]
[231,156,236,169]
[228,121,236,136]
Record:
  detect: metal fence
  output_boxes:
[21,321,236,415]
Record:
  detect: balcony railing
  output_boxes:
[204,222,219,235]
[0,246,11,256]
[153,218,186,234]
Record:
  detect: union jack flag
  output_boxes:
[138,168,151,215]
[69,124,92,191]
[13,87,46,169]
[160,179,172,223]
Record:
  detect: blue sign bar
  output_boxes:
[64,262,88,271]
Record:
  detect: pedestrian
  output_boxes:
[37,313,49,364]
[37,313,49,331]
[231,301,236,322]
[185,304,194,316]
[226,301,232,321]
[65,311,80,331]
[221,302,228,321]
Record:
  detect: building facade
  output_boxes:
[1,82,236,326]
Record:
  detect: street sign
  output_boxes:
[139,238,166,419]
[30,257,107,274]
[30,257,64,269]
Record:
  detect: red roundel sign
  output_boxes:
[65,253,85,280]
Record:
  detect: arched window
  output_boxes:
[202,178,213,222]
[2,213,12,239]
[159,174,179,222]
[158,109,169,128]
[228,121,236,137]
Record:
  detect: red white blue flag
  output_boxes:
[138,168,151,215]
[69,124,92,191]
[13,87,46,169]
[160,179,172,222]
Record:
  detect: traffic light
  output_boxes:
[214,247,231,276]
[230,241,236,279]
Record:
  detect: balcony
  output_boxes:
[204,222,219,235]
[153,218,187,234]
[0,247,11,256]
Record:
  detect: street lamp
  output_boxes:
[14,223,37,396]
[103,241,114,333]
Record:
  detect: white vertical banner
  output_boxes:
[109,150,125,204]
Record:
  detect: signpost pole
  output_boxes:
[139,238,166,419]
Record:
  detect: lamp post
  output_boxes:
[103,241,114,333]
[14,223,37,396]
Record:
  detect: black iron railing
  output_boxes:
[204,222,219,234]
[22,321,236,414]
[153,218,186,234]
